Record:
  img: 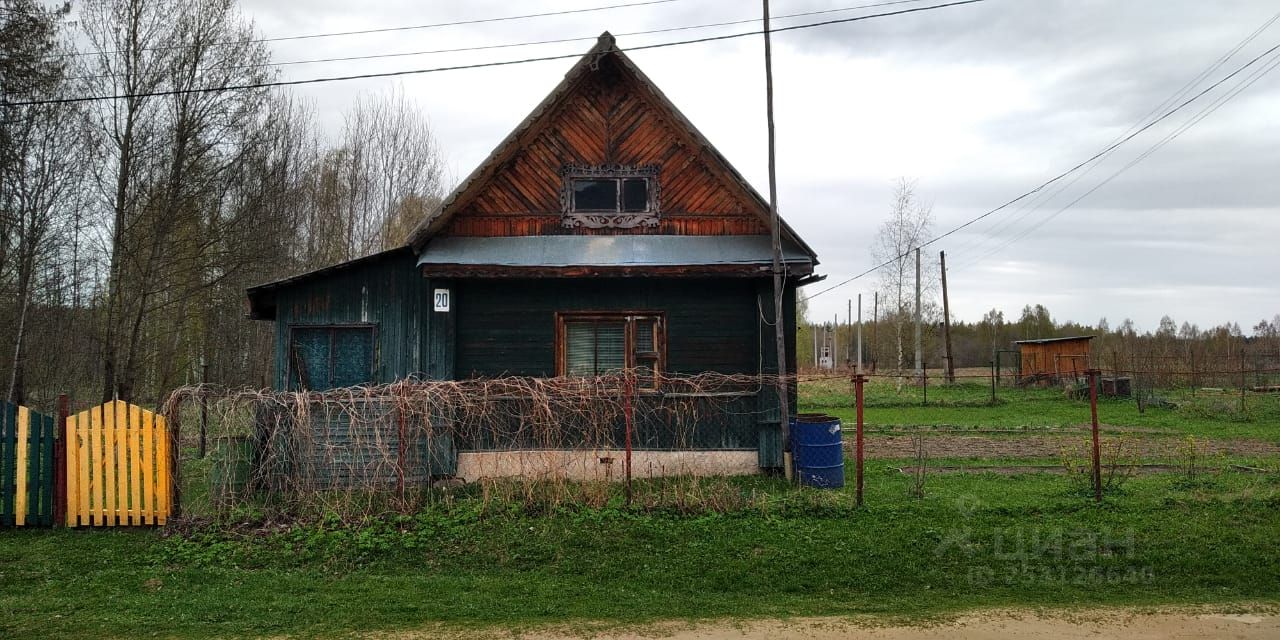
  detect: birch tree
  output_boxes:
[871,178,935,373]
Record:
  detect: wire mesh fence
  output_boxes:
[163,372,783,525]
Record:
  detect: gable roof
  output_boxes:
[407,32,817,263]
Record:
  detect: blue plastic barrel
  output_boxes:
[792,415,845,488]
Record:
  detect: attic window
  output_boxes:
[572,177,651,213]
[561,164,661,229]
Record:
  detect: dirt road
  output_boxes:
[515,610,1279,640]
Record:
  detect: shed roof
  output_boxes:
[1014,336,1096,345]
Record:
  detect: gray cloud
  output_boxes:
[234,0,1280,329]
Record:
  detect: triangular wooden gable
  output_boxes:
[410,33,816,260]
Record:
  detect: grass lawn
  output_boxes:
[3,380,1278,638]
[4,469,1280,638]
[801,377,1280,442]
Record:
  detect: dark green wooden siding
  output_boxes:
[454,278,762,378]
[265,260,797,466]
[270,251,431,389]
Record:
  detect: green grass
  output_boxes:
[802,379,1280,442]
[4,470,1280,638]
[2,380,1276,638]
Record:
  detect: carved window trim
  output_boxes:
[560,163,661,229]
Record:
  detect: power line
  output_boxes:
[945,10,1280,266]
[55,0,683,59]
[5,0,988,107]
[806,38,1280,300]
[67,0,934,81]
[952,42,1280,272]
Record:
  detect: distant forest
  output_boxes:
[796,299,1280,373]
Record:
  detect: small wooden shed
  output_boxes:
[1015,336,1094,383]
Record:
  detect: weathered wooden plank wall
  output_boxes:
[1019,340,1093,379]
[270,250,431,389]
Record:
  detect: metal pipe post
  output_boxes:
[1088,368,1102,503]
[854,374,866,506]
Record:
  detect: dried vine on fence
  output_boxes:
[162,371,787,524]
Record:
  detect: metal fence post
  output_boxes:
[396,391,407,510]
[854,374,866,507]
[624,371,634,506]
[1087,368,1102,503]
[989,360,997,404]
[921,362,928,407]
[1240,348,1247,413]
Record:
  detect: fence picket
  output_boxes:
[115,402,128,525]
[156,413,169,525]
[141,411,154,525]
[1,402,14,526]
[41,413,54,526]
[15,407,30,526]
[66,412,79,526]
[129,404,141,525]
[92,404,105,526]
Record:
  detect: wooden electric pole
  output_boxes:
[762,0,792,481]
[940,250,955,383]
[857,294,863,374]
[913,247,922,379]
[847,299,853,366]
[872,291,878,372]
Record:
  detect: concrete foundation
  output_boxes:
[455,449,759,483]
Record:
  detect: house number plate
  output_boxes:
[433,288,450,312]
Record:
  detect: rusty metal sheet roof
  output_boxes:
[1014,336,1096,345]
[416,235,812,268]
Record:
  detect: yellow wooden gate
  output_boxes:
[65,401,170,527]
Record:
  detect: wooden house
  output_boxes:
[1015,336,1094,384]
[245,33,820,482]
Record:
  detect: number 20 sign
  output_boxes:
[433,288,450,312]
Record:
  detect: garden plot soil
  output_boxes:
[857,434,1280,459]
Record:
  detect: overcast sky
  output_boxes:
[236,0,1280,332]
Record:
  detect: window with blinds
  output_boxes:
[558,313,664,388]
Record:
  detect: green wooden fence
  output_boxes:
[1,401,57,527]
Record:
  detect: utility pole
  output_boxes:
[857,294,863,374]
[914,247,922,379]
[847,299,852,366]
[940,250,955,383]
[762,0,792,480]
[833,314,839,370]
[872,291,878,372]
